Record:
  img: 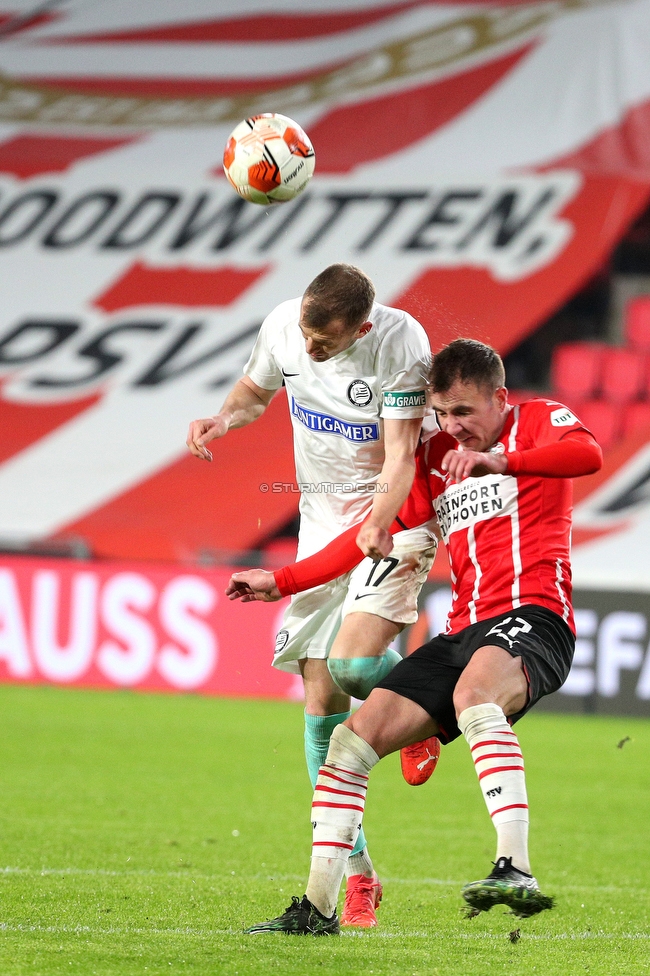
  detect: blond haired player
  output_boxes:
[187,264,439,927]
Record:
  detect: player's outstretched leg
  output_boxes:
[307,725,379,921]
[458,703,554,918]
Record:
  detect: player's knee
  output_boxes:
[453,684,484,719]
[327,649,401,700]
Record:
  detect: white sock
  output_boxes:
[346,847,374,880]
[305,725,379,917]
[458,703,531,875]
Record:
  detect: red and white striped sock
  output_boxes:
[458,703,531,874]
[305,724,379,917]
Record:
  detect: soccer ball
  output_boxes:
[223,113,315,206]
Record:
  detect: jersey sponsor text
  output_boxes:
[550,407,579,427]
[291,397,379,442]
[434,475,518,542]
[383,390,426,408]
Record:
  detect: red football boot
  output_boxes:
[341,872,383,928]
[400,736,441,785]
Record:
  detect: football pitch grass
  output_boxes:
[0,686,648,976]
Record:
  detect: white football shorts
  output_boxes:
[272,522,438,674]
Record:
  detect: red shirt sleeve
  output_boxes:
[502,401,603,478]
[275,510,421,597]
[505,432,603,477]
[274,440,438,597]
[274,524,364,596]
[516,400,594,447]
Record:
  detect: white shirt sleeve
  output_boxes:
[379,313,430,419]
[243,310,284,392]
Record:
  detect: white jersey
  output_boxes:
[244,297,430,555]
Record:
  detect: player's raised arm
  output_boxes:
[441,422,603,482]
[186,376,275,461]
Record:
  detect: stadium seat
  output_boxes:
[600,347,647,403]
[550,342,608,400]
[558,394,588,420]
[623,401,650,439]
[577,398,620,451]
[625,296,650,351]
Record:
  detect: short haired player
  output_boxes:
[234,339,603,934]
[187,264,440,927]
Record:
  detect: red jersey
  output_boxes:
[275,399,603,638]
[424,400,593,635]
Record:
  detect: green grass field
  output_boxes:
[0,685,648,976]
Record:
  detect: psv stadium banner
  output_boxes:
[0,0,649,571]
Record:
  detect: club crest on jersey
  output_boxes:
[290,398,379,442]
[274,630,290,654]
[347,380,373,407]
[383,390,426,408]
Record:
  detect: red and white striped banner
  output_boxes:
[0,0,649,580]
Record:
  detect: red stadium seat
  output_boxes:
[559,394,587,419]
[577,399,620,451]
[625,296,650,351]
[623,401,650,439]
[550,342,608,400]
[600,347,647,403]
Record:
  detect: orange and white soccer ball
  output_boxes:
[223,113,315,206]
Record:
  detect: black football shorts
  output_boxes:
[375,604,575,744]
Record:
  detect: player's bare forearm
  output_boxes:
[223,377,276,429]
[369,454,416,525]
[226,569,282,603]
[186,377,275,461]
[356,417,421,558]
[358,434,421,560]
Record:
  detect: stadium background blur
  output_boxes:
[0,5,649,756]
[0,5,648,974]
[1,0,650,719]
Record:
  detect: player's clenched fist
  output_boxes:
[186,415,229,461]
[226,570,281,602]
[442,447,508,482]
[356,522,394,560]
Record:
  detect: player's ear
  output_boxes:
[357,321,373,337]
[495,386,508,410]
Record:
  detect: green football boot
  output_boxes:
[244,895,340,935]
[462,857,555,918]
